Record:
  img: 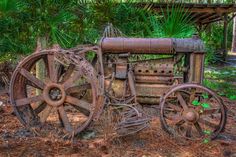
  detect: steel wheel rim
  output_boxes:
[160,83,226,141]
[10,51,98,136]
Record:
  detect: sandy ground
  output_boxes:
[0,94,235,157]
[0,55,235,157]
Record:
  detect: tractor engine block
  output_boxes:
[134,59,174,84]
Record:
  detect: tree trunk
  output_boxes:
[36,37,49,121]
[36,37,46,94]
[206,0,212,34]
[223,14,228,61]
[231,16,236,53]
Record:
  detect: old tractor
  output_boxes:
[9,35,226,141]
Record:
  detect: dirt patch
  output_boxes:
[0,95,236,157]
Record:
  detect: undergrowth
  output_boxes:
[204,66,236,100]
[0,52,21,64]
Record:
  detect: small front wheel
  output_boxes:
[160,83,226,141]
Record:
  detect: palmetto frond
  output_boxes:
[0,0,18,14]
[50,10,77,25]
[153,3,195,38]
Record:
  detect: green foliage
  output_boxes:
[201,103,210,109]
[0,53,18,63]
[229,95,236,101]
[202,93,209,99]
[0,0,84,59]
[204,67,236,100]
[151,3,195,38]
[191,100,210,109]
[201,25,223,64]
[87,0,153,37]
[201,20,233,64]
[0,0,18,14]
[114,2,153,37]
[203,138,209,144]
[0,0,198,58]
[192,100,200,106]
[21,0,79,48]
[0,0,234,64]
[203,130,212,135]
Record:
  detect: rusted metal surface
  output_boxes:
[100,38,174,54]
[115,56,128,79]
[160,83,226,140]
[189,52,205,83]
[173,36,205,53]
[136,84,170,104]
[10,46,101,136]
[134,59,174,85]
[9,35,227,140]
[134,59,174,77]
[116,106,150,136]
[100,36,205,54]
[135,76,173,84]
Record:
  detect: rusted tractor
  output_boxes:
[10,35,226,141]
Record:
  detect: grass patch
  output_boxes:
[204,66,236,100]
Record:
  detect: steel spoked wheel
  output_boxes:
[160,83,226,141]
[10,51,99,136]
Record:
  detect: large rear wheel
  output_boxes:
[10,50,99,136]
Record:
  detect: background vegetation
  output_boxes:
[0,0,235,99]
[0,0,235,60]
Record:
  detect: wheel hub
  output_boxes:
[183,109,199,123]
[43,83,66,107]
[49,87,62,101]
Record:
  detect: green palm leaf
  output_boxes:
[154,3,195,38]
[50,10,77,25]
[0,0,18,13]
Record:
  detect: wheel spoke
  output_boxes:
[46,54,57,82]
[65,95,91,112]
[189,88,196,103]
[20,68,45,90]
[185,123,192,137]
[175,119,185,126]
[202,108,220,115]
[160,84,226,140]
[62,64,75,82]
[39,105,53,123]
[66,83,91,94]
[58,106,73,132]
[164,114,182,122]
[198,118,218,129]
[15,95,44,106]
[166,102,182,112]
[34,102,47,114]
[57,65,65,81]
[63,72,82,90]
[194,122,204,136]
[58,110,64,127]
[198,96,212,106]
[176,92,188,110]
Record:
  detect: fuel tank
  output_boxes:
[100,36,205,54]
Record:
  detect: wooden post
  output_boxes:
[223,14,228,61]
[206,0,212,35]
[232,16,236,53]
[35,37,50,122]
[36,37,46,94]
